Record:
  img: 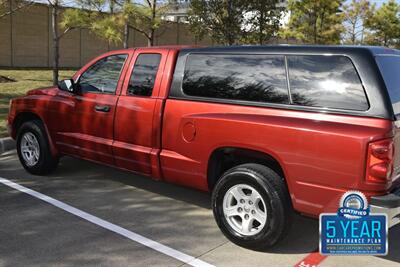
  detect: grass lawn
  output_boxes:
[0,69,76,138]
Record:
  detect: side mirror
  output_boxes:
[58,79,75,93]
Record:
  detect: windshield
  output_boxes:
[376,55,400,116]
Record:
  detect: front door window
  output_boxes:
[79,54,127,94]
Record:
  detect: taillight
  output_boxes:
[366,139,394,183]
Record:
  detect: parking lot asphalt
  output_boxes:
[0,150,399,267]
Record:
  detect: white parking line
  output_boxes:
[0,177,215,267]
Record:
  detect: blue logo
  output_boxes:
[338,191,369,219]
[320,191,388,255]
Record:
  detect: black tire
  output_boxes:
[16,120,59,175]
[211,163,292,250]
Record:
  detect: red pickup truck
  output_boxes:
[7,45,400,250]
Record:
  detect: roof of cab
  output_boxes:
[135,45,195,50]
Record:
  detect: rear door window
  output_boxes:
[376,55,400,116]
[128,53,161,97]
[182,54,289,104]
[287,55,369,111]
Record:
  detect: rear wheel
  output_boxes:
[212,163,292,250]
[16,120,59,175]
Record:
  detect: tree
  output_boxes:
[364,0,400,47]
[243,0,284,45]
[123,0,170,46]
[60,8,92,33]
[0,0,33,19]
[280,0,345,44]
[62,0,126,46]
[49,0,92,85]
[48,0,65,85]
[342,0,371,44]
[122,0,129,48]
[64,0,170,48]
[188,0,246,45]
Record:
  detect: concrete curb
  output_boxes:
[0,137,16,154]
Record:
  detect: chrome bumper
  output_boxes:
[370,188,400,228]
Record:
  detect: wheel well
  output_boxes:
[13,112,42,136]
[207,147,285,191]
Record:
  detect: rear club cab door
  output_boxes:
[113,48,169,175]
[54,50,133,164]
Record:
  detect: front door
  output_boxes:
[55,53,130,164]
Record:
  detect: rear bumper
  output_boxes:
[370,187,400,228]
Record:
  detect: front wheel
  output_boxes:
[16,120,59,175]
[212,163,292,250]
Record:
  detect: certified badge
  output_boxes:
[320,191,388,255]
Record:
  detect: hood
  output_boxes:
[26,86,59,96]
